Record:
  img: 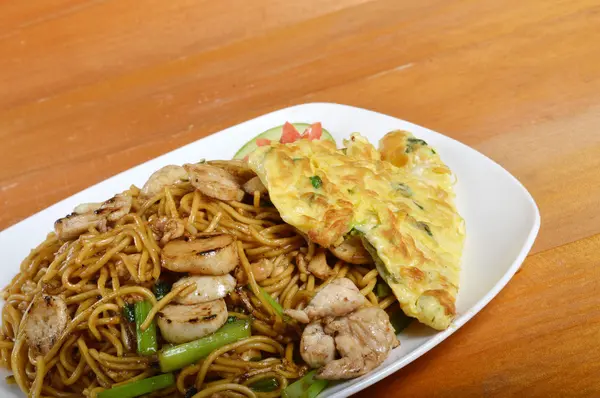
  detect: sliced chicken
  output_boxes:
[149,216,185,245]
[316,307,399,380]
[271,257,288,278]
[329,236,372,265]
[242,176,268,196]
[54,193,132,240]
[207,160,256,184]
[300,322,335,368]
[72,202,102,214]
[98,194,133,222]
[307,249,334,279]
[285,278,367,323]
[54,212,102,241]
[173,275,236,304]
[234,258,274,284]
[157,299,228,344]
[184,164,245,202]
[161,235,239,275]
[24,295,69,355]
[140,165,188,198]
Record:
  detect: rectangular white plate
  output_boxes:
[0,103,540,397]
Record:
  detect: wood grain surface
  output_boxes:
[1,0,599,396]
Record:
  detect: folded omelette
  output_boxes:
[247,131,465,330]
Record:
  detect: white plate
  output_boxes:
[0,103,540,397]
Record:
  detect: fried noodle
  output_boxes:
[0,178,397,398]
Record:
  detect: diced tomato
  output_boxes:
[280,122,302,143]
[301,122,322,140]
[243,155,249,162]
[256,138,271,146]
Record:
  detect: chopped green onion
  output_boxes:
[257,285,284,318]
[97,373,175,398]
[134,300,158,356]
[309,176,322,189]
[407,137,428,146]
[405,137,428,153]
[389,310,413,333]
[392,182,413,197]
[122,303,135,323]
[250,377,280,392]
[416,221,433,237]
[306,379,329,398]
[375,281,392,298]
[282,370,328,398]
[152,280,171,301]
[413,200,425,211]
[159,319,251,372]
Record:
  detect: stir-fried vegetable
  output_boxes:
[122,302,135,323]
[282,370,328,398]
[134,300,158,355]
[389,309,413,333]
[375,281,392,298]
[153,280,172,301]
[257,285,285,318]
[309,176,323,189]
[159,319,251,372]
[250,377,280,392]
[97,373,175,398]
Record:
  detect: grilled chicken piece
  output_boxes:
[161,235,239,275]
[329,236,372,265]
[99,194,133,222]
[300,322,336,368]
[206,160,256,184]
[149,216,185,245]
[317,307,399,380]
[140,165,188,198]
[307,249,334,279]
[173,275,236,304]
[184,164,245,202]
[242,176,268,195]
[157,299,228,344]
[24,295,69,355]
[54,212,102,241]
[54,193,132,240]
[285,278,367,323]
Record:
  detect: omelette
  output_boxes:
[247,131,465,330]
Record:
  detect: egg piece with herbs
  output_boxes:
[247,132,465,330]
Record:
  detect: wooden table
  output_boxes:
[1,0,599,396]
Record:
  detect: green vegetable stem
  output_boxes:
[158,319,251,372]
[134,300,158,356]
[153,280,172,301]
[97,373,175,398]
[282,370,328,398]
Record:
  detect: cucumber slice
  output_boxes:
[233,123,334,160]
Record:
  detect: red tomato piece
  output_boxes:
[302,122,322,140]
[280,122,302,143]
[256,138,271,146]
